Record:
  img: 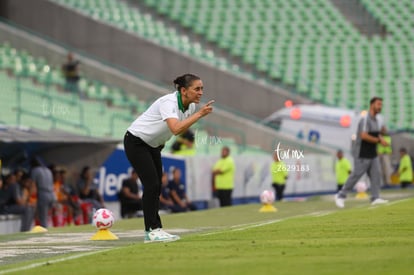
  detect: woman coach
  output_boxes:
[124,73,214,243]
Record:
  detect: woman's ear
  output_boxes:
[180,87,187,97]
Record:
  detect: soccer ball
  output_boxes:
[92,208,115,230]
[260,190,275,204]
[355,181,367,193]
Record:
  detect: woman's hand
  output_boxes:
[166,100,215,135]
[197,100,215,117]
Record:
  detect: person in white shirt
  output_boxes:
[124,73,214,243]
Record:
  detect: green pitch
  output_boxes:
[0,189,413,275]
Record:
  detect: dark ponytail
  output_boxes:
[173,73,201,92]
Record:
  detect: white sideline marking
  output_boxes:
[384,198,411,206]
[231,219,284,231]
[307,211,335,217]
[203,198,411,236]
[0,229,186,273]
[201,210,335,236]
[368,198,412,209]
[0,250,106,275]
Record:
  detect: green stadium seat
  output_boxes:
[49,0,414,131]
[52,0,237,72]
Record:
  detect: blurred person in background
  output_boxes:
[0,172,35,232]
[335,150,352,192]
[270,152,288,201]
[118,169,143,218]
[335,97,389,208]
[13,168,25,185]
[395,148,413,189]
[168,168,197,212]
[77,166,105,210]
[62,52,80,94]
[212,146,235,207]
[159,172,179,213]
[377,132,393,186]
[30,157,55,228]
[20,172,37,216]
[171,130,196,156]
[51,165,81,226]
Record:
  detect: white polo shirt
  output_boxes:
[127,91,196,148]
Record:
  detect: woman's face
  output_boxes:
[182,79,203,104]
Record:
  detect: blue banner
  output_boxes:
[94,148,186,202]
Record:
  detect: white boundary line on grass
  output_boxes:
[0,248,116,275]
[201,210,336,236]
[202,197,413,237]
[368,197,412,208]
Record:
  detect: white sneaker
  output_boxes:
[371,198,389,205]
[144,228,180,243]
[163,230,180,240]
[335,194,345,208]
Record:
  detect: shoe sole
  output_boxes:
[144,238,180,244]
[144,236,181,243]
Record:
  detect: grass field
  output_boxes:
[0,189,413,275]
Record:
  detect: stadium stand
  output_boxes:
[52,0,241,73]
[0,41,142,137]
[0,40,263,155]
[0,41,143,111]
[141,0,414,131]
[4,0,410,154]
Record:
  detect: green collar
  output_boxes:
[177,91,187,112]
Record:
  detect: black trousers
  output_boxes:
[124,131,163,231]
[272,183,285,201]
[216,189,233,207]
[120,199,142,218]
